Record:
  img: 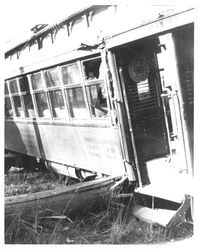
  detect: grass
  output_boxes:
[5,169,193,244]
[5,167,78,196]
[5,196,193,244]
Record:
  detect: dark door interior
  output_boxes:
[115,38,170,184]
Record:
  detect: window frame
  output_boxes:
[5,81,14,119]
[30,71,45,91]
[81,56,110,120]
[18,76,36,119]
[8,78,18,94]
[5,56,111,125]
[6,78,27,119]
[44,66,70,121]
[28,71,52,120]
[44,67,61,88]
[60,61,90,120]
[28,66,71,121]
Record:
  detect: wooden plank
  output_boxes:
[5,176,117,205]
[115,193,134,199]
[5,176,120,227]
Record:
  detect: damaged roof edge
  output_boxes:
[5,5,100,55]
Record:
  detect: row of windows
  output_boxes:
[5,57,109,121]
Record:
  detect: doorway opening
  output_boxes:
[114,26,193,192]
[116,37,170,186]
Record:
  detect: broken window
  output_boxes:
[83,57,101,80]
[86,83,108,117]
[82,57,109,118]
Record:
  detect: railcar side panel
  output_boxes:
[5,121,41,157]
[5,121,125,176]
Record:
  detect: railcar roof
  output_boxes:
[5,5,94,54]
[5,5,194,55]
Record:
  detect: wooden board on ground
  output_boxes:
[5,176,119,227]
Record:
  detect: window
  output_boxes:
[5,82,9,95]
[82,58,109,118]
[5,81,14,118]
[23,93,36,118]
[35,92,50,118]
[9,79,18,93]
[86,83,108,117]
[49,90,68,118]
[83,58,101,80]
[19,76,36,118]
[30,69,71,120]
[5,58,110,122]
[5,97,13,118]
[6,77,30,119]
[19,77,30,92]
[13,96,24,117]
[31,73,44,90]
[30,72,51,118]
[66,88,87,118]
[44,67,69,119]
[45,68,60,87]
[61,63,88,119]
[62,64,81,85]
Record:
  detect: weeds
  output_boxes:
[5,170,193,244]
[5,195,193,244]
[5,168,78,197]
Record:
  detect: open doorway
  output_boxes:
[115,37,170,185]
[114,26,193,191]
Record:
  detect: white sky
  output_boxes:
[2,0,91,44]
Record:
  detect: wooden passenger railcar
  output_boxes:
[5,5,195,226]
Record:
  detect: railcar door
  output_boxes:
[114,27,193,190]
[114,38,169,186]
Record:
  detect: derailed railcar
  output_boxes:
[4,5,195,227]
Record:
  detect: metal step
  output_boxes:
[135,184,185,203]
[136,157,192,203]
[133,195,191,228]
[133,205,176,227]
